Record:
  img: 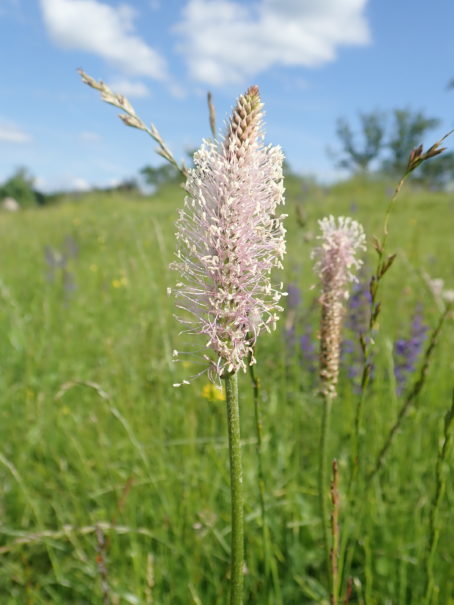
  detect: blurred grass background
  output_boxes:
[0,176,453,603]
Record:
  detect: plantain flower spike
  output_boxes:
[312,216,366,399]
[171,86,286,384]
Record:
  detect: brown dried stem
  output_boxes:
[343,577,353,605]
[207,91,217,138]
[95,525,111,605]
[0,522,154,555]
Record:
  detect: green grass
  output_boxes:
[0,178,453,603]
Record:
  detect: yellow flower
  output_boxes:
[112,276,128,288]
[201,383,225,402]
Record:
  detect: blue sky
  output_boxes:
[1,0,453,192]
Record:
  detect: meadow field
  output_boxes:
[0,176,453,603]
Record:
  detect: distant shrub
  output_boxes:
[0,167,46,207]
[333,108,454,189]
[140,163,181,190]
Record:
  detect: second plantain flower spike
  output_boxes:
[312,216,366,399]
[172,86,286,384]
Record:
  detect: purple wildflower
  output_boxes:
[345,273,371,335]
[394,305,428,395]
[341,271,375,390]
[282,285,320,383]
[171,86,286,384]
[312,216,366,398]
[300,325,319,380]
[286,283,301,311]
[284,283,301,350]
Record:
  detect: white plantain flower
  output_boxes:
[171,86,286,383]
[312,215,366,399]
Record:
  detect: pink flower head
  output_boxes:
[312,216,366,398]
[312,216,366,302]
[171,86,286,384]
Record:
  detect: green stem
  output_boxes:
[248,362,281,604]
[330,460,340,605]
[368,304,451,481]
[319,392,333,590]
[248,356,282,604]
[224,372,244,605]
[248,360,269,544]
[423,392,454,604]
[248,361,266,536]
[351,360,372,483]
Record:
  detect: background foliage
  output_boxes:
[0,174,453,603]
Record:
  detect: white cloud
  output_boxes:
[168,81,187,99]
[35,174,91,193]
[107,78,151,99]
[175,0,371,85]
[72,177,90,191]
[79,130,101,142]
[107,177,121,188]
[0,120,32,143]
[40,0,168,79]
[34,176,47,190]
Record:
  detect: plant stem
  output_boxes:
[319,392,333,589]
[349,360,372,493]
[423,391,454,604]
[340,135,453,597]
[368,303,451,481]
[248,356,282,604]
[350,172,409,476]
[248,360,266,539]
[330,459,340,605]
[224,372,244,605]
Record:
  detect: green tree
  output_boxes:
[334,111,386,173]
[416,151,454,188]
[140,163,180,189]
[0,167,41,207]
